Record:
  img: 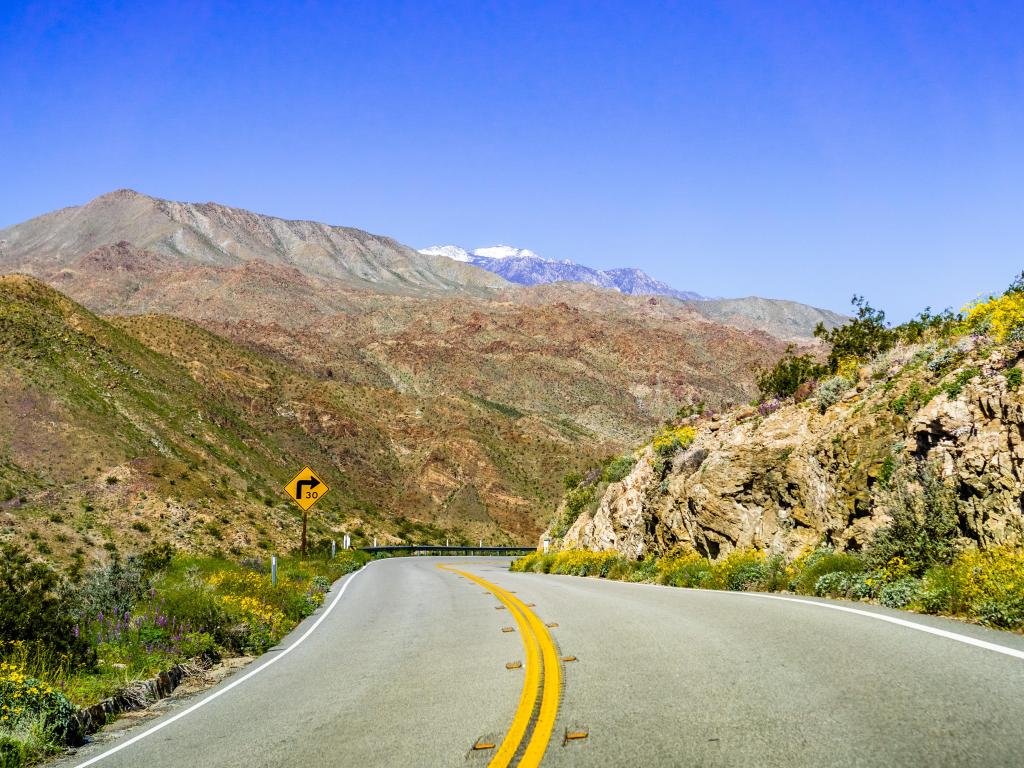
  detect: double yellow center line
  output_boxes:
[439,565,561,767]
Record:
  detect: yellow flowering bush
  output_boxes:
[878,556,912,582]
[835,356,863,381]
[652,425,697,456]
[218,595,286,633]
[963,292,1024,341]
[549,550,619,577]
[0,658,78,756]
[917,546,1024,628]
[657,551,713,587]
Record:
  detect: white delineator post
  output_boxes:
[331,540,336,559]
[343,534,351,550]
[271,555,278,586]
[543,538,550,554]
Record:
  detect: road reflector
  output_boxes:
[525,603,536,607]
[505,661,522,670]
[495,605,506,610]
[565,730,589,742]
[284,466,330,511]
[561,656,578,662]
[472,741,496,751]
[546,622,559,628]
[501,627,515,633]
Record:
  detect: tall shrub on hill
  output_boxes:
[0,543,95,669]
[867,459,961,575]
[756,346,826,399]
[814,296,896,373]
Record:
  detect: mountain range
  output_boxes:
[0,189,838,559]
[419,244,847,339]
[419,244,706,301]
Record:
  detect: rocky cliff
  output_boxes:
[556,337,1024,559]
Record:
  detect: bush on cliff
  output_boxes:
[867,459,961,575]
[756,346,825,399]
[814,296,896,374]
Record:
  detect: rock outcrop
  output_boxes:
[558,340,1024,559]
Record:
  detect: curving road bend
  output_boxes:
[59,557,1024,768]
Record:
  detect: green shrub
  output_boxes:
[896,307,961,343]
[712,550,770,591]
[867,459,960,575]
[528,554,557,573]
[64,555,144,625]
[137,543,175,578]
[790,548,865,595]
[602,455,636,484]
[814,570,856,597]
[510,553,541,573]
[815,296,896,374]
[879,577,921,609]
[975,596,1024,630]
[625,556,660,583]
[0,544,94,669]
[757,346,826,399]
[604,558,637,581]
[1006,367,1023,390]
[551,484,596,537]
[877,454,897,488]
[943,367,979,399]
[562,472,582,491]
[888,381,939,416]
[815,376,852,413]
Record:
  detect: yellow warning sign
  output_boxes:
[284,466,329,511]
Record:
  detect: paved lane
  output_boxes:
[62,557,1024,768]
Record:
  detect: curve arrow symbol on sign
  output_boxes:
[296,478,321,498]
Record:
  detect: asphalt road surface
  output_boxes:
[60,557,1024,768]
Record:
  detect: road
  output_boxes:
[61,557,1024,767]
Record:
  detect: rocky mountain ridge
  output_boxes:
[1,189,508,296]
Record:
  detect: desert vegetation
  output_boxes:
[0,541,367,766]
[756,273,1024,407]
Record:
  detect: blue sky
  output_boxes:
[1,1,1021,319]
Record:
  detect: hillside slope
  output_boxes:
[0,277,612,562]
[21,248,793,442]
[684,296,848,341]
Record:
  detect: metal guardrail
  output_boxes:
[359,545,536,556]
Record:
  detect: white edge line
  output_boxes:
[581,573,1024,662]
[73,562,372,767]
[726,591,1024,661]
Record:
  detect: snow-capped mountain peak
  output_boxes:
[419,245,473,262]
[418,244,705,301]
[471,245,544,261]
